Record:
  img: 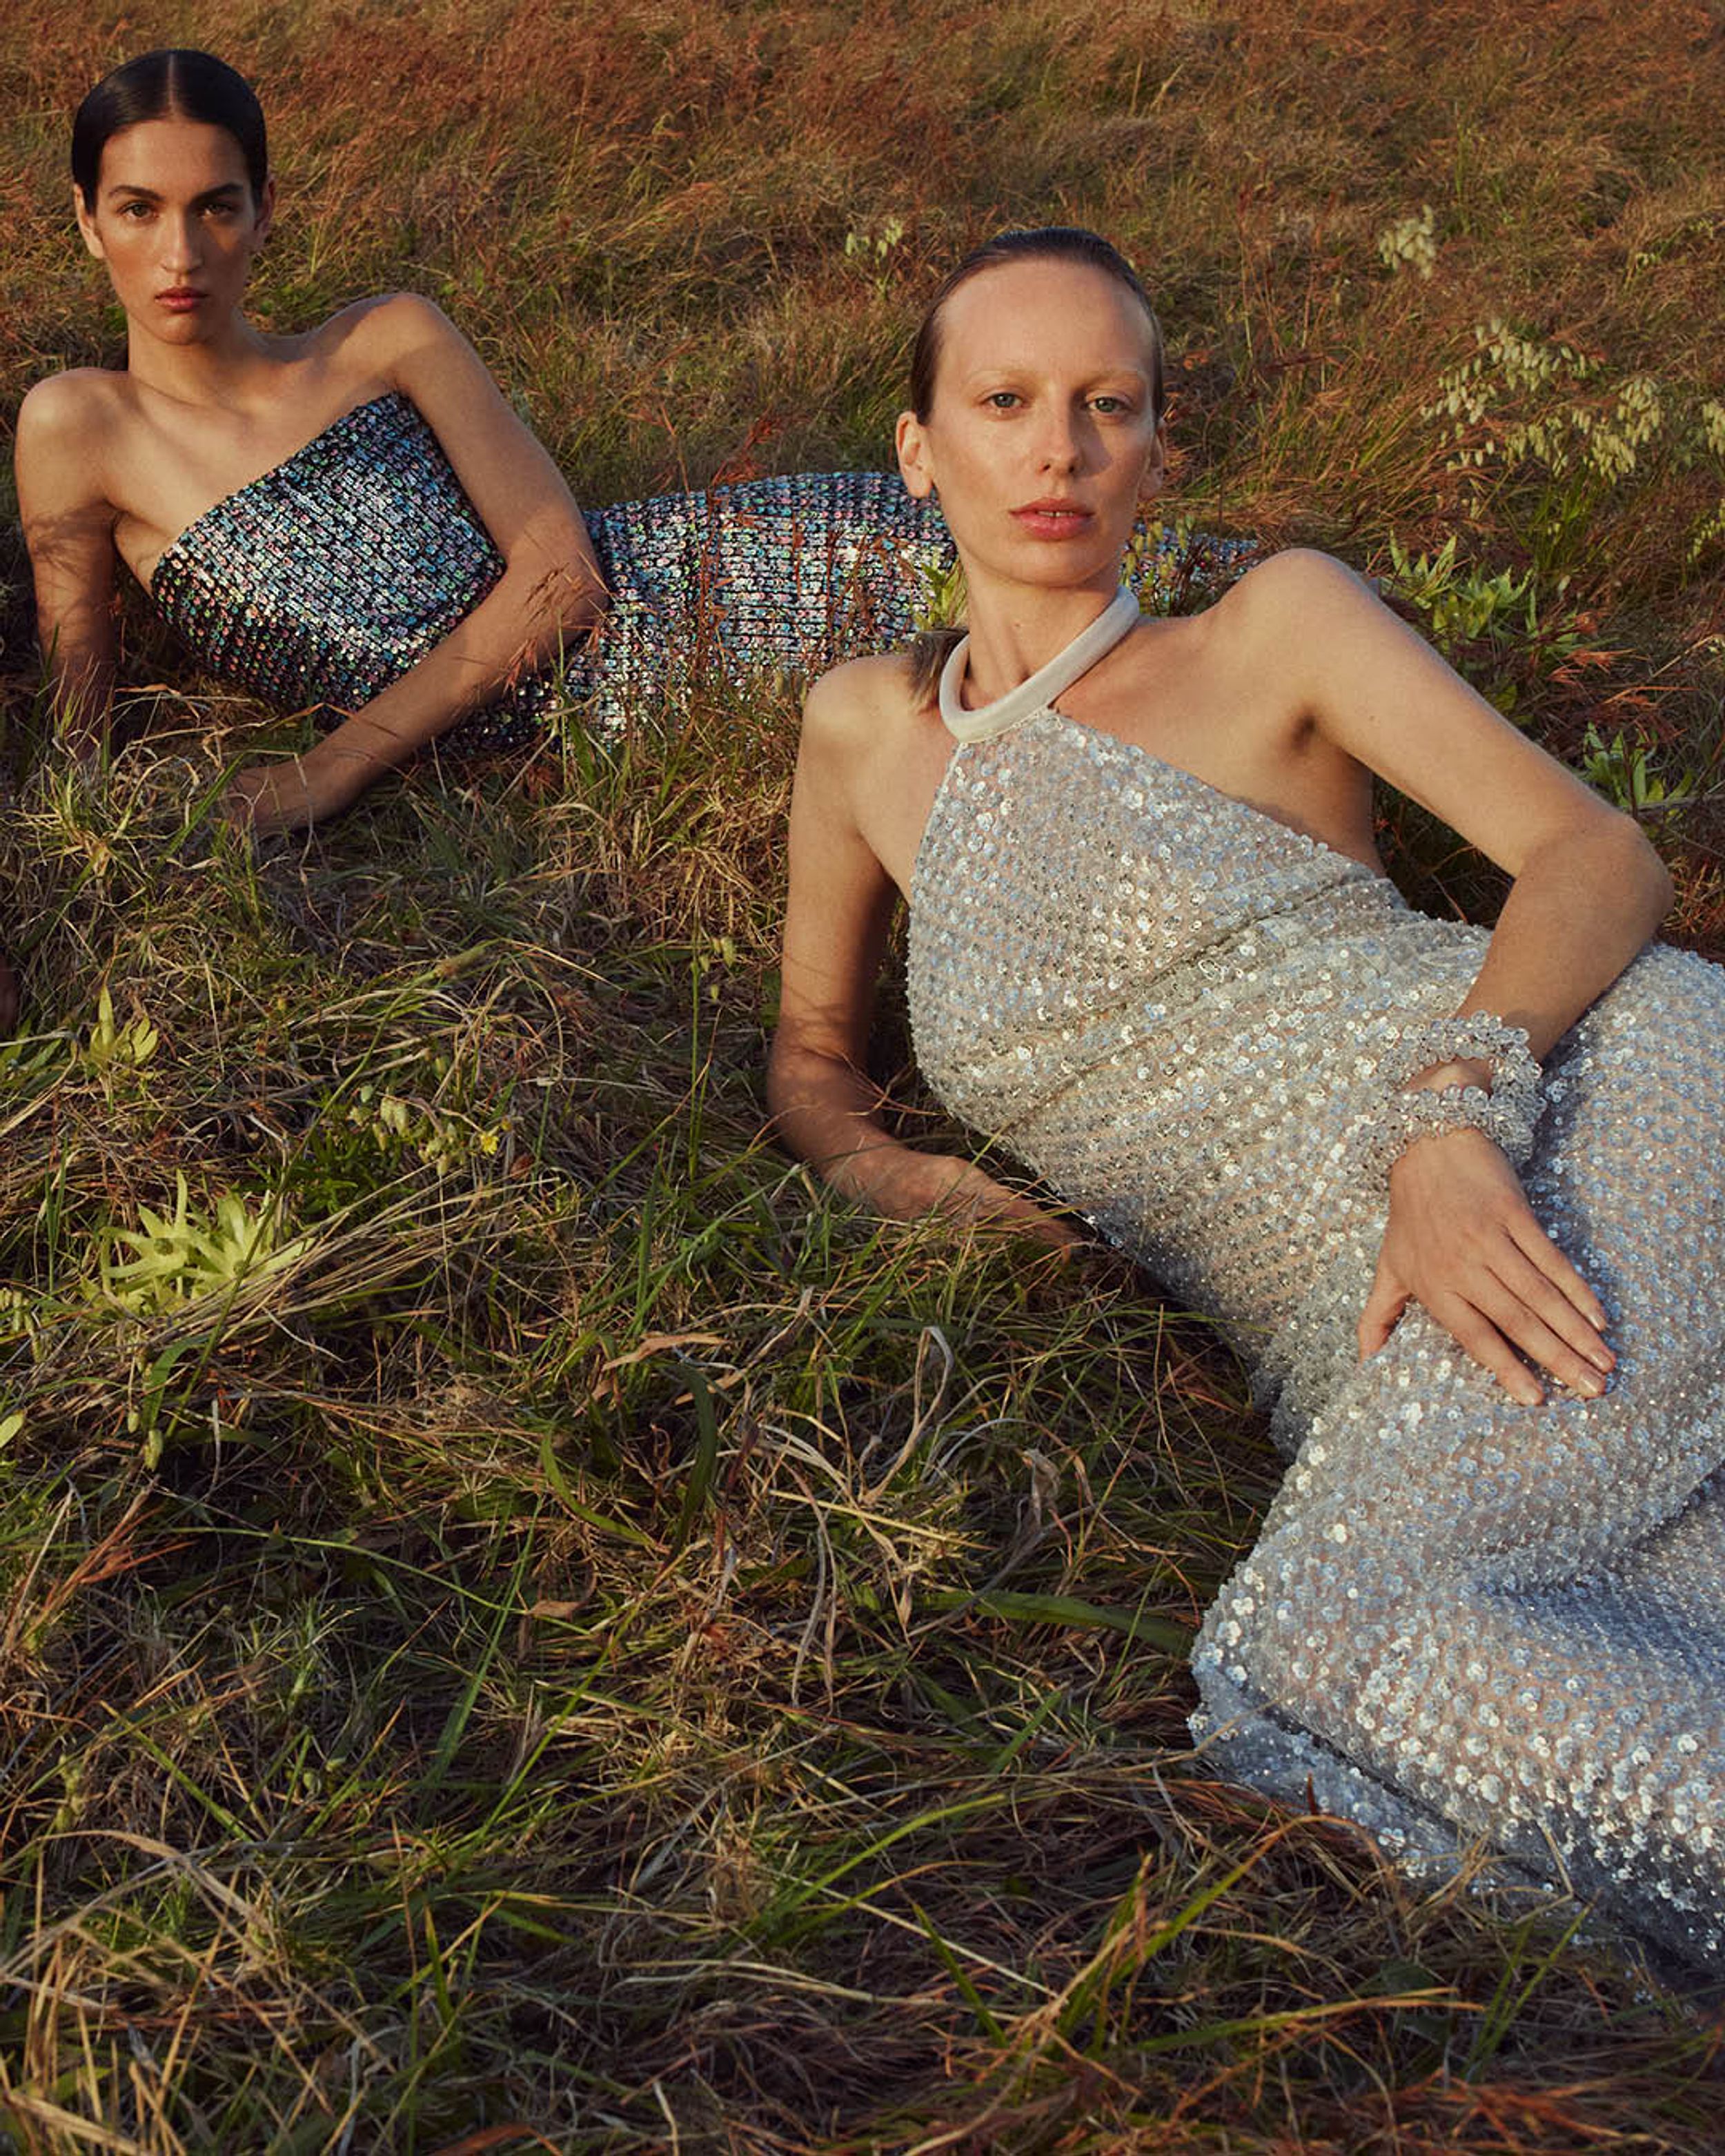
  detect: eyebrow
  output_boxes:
[104,182,247,206]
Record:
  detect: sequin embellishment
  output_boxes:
[908,622,1725,1964]
[146,394,1248,755]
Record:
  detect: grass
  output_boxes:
[2,0,1725,2147]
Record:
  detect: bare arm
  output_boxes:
[224,296,607,833]
[1260,552,1673,1401]
[16,375,121,753]
[1274,552,1671,1052]
[769,664,1074,1245]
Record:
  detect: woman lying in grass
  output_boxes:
[770,224,1725,1966]
[17,48,951,836]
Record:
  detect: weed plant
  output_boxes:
[2,1,1724,2148]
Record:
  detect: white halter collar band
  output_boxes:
[936,586,1142,744]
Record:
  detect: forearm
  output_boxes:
[1449,815,1672,1060]
[310,548,604,784]
[767,1039,925,1209]
[769,1037,1074,1244]
[47,649,116,751]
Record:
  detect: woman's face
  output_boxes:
[896,257,1164,597]
[76,115,273,344]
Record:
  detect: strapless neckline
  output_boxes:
[937,586,1141,742]
[146,391,411,597]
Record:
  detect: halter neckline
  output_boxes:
[936,586,1141,742]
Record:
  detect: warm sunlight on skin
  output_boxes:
[5,17,1724,2130]
[895,259,1165,691]
[19,99,604,835]
[75,119,274,374]
[772,239,1672,1413]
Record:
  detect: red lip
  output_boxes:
[1011,500,1094,538]
[156,288,207,309]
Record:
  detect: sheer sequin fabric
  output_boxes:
[146,394,1244,753]
[907,694,1725,1964]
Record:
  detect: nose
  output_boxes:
[159,211,201,275]
[1034,402,1085,474]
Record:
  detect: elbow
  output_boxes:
[562,528,609,628]
[1567,805,1673,939]
[546,539,609,640]
[1646,847,1677,929]
[512,515,609,645]
[1607,805,1675,930]
[765,1027,862,1160]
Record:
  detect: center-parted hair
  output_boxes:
[72,48,268,208]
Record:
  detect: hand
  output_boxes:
[221,740,376,835]
[865,1147,1081,1254]
[1357,1127,1612,1406]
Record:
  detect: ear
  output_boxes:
[895,408,936,500]
[1139,420,1168,504]
[75,185,105,262]
[252,175,276,246]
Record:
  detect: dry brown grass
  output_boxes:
[1,3,1724,2150]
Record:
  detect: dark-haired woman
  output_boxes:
[771,226,1725,1966]
[23,54,1232,838]
[18,49,968,832]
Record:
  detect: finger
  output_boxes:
[1357,1267,1408,1358]
[934,1165,1045,1230]
[1428,1294,1544,1407]
[1487,1240,1613,1374]
[1503,1214,1610,1334]
[972,1189,1080,1252]
[1470,1276,1607,1399]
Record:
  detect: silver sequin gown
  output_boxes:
[907,604,1725,1964]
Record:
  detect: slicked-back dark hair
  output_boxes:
[907,226,1164,424]
[72,48,268,208]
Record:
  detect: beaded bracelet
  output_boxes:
[1357,1013,1544,1191]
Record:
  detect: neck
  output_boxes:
[123,310,275,405]
[955,574,1125,710]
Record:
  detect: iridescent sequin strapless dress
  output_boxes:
[145,393,1238,752]
[144,393,945,750]
[908,589,1725,1964]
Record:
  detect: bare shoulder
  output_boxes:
[306,291,465,373]
[800,652,919,751]
[17,370,128,513]
[1217,546,1374,632]
[18,367,128,449]
[342,291,468,364]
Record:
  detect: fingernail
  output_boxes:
[1517,1384,1543,1407]
[1579,1374,1606,1398]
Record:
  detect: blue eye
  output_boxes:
[985,391,1021,410]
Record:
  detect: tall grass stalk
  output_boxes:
[1,1,1724,2146]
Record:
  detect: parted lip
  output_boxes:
[1012,497,1089,515]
